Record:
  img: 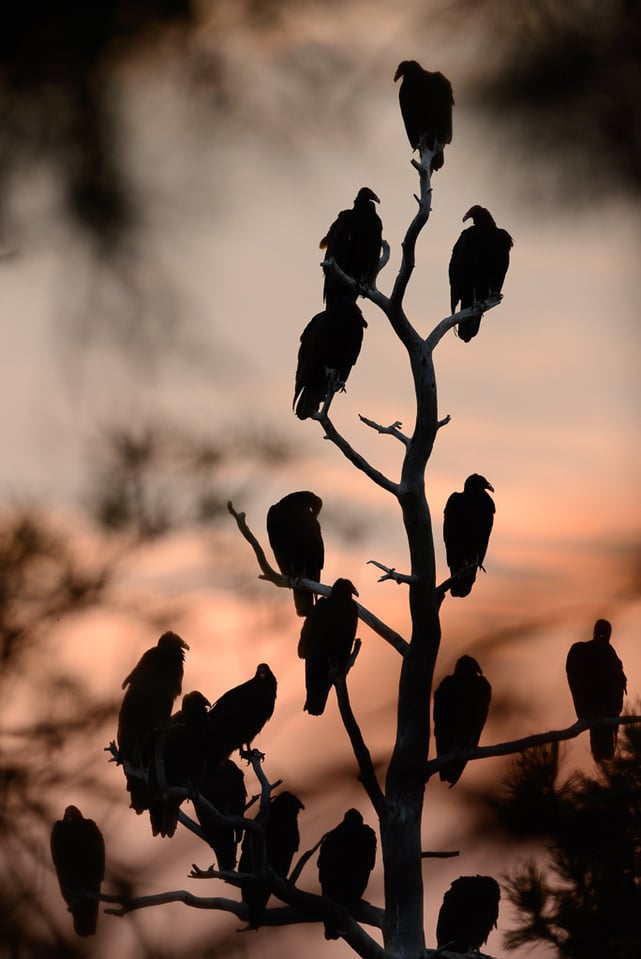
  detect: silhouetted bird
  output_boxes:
[147,690,211,838]
[566,618,627,762]
[443,474,495,597]
[50,806,105,937]
[267,491,324,617]
[394,60,454,171]
[207,663,277,762]
[436,875,500,953]
[317,808,377,940]
[239,790,305,927]
[297,578,359,716]
[293,299,367,420]
[320,187,382,304]
[192,759,247,870]
[449,205,514,342]
[433,655,492,786]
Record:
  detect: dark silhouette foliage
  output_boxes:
[436,874,500,953]
[449,205,513,342]
[267,491,325,617]
[393,59,454,171]
[433,654,492,786]
[443,473,495,597]
[50,806,106,937]
[297,578,359,716]
[566,618,627,762]
[317,808,377,940]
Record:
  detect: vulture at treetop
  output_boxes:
[293,299,367,420]
[320,187,382,305]
[207,663,277,763]
[394,60,454,171]
[436,875,500,953]
[146,690,212,838]
[239,790,305,927]
[317,808,377,940]
[443,474,495,597]
[433,655,492,786]
[449,204,514,342]
[267,491,324,617]
[192,758,247,870]
[50,806,105,937]
[117,631,189,768]
[566,618,627,762]
[297,578,359,716]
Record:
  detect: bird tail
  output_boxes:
[457,312,482,342]
[590,726,617,762]
[450,568,476,597]
[294,588,314,617]
[304,688,331,716]
[70,897,99,937]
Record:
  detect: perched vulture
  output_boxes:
[192,759,247,870]
[320,187,382,304]
[267,491,325,617]
[297,578,359,716]
[50,806,105,937]
[117,631,189,767]
[436,875,500,953]
[433,655,492,786]
[207,663,278,763]
[293,299,367,420]
[449,205,514,342]
[146,690,212,838]
[317,808,377,940]
[566,618,627,762]
[394,60,454,171]
[239,790,305,927]
[443,474,495,598]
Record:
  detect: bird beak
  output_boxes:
[462,210,472,223]
[353,585,360,597]
[393,67,401,81]
[181,639,191,650]
[487,483,495,493]
[372,192,380,204]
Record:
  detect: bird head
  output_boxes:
[63,805,83,822]
[256,663,275,681]
[158,631,190,652]
[331,578,359,598]
[394,60,420,82]
[593,619,612,641]
[462,205,495,227]
[455,655,483,676]
[464,474,494,494]
[355,186,380,204]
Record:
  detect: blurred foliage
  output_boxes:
[488,726,641,956]
[445,0,641,200]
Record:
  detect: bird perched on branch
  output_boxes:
[50,806,105,937]
[433,655,492,786]
[317,808,377,939]
[320,187,382,305]
[436,874,500,953]
[566,618,627,762]
[267,491,324,617]
[394,59,454,171]
[207,663,277,762]
[239,790,304,927]
[449,205,514,342]
[192,758,247,870]
[293,299,367,420]
[297,578,359,716]
[443,474,495,597]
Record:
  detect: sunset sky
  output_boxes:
[1,3,640,957]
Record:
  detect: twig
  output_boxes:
[367,560,414,585]
[359,415,410,447]
[312,409,399,496]
[425,295,503,351]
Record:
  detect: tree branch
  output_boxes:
[311,410,399,496]
[425,295,503,351]
[227,502,408,656]
[424,715,641,781]
[334,673,386,818]
[367,560,414,585]
[359,415,410,447]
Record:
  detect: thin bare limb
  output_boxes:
[389,145,435,324]
[334,673,386,818]
[227,502,408,655]
[424,715,641,781]
[367,560,414,585]
[101,889,246,917]
[359,415,410,447]
[420,850,459,859]
[426,295,503,351]
[312,409,399,495]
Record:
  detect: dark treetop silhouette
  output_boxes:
[393,60,454,171]
[449,205,514,342]
[433,655,492,786]
[207,663,278,763]
[320,187,383,305]
[443,473,496,597]
[297,577,359,716]
[436,874,501,953]
[239,790,305,928]
[566,618,627,762]
[50,805,106,937]
[317,808,377,941]
[267,490,325,617]
[293,299,368,420]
